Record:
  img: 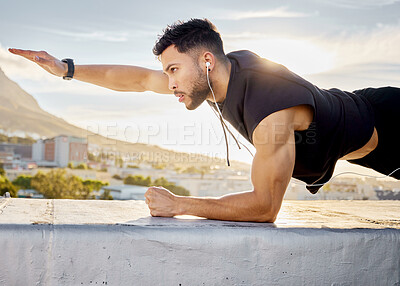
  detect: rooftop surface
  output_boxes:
[1,198,399,285]
[1,198,399,229]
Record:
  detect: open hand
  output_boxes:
[145,186,179,217]
[8,48,68,77]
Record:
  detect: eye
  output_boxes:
[170,67,177,73]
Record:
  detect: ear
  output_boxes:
[201,52,216,72]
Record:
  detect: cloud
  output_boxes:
[21,24,158,43]
[327,23,400,69]
[22,26,130,42]
[303,23,400,89]
[320,0,400,9]
[216,6,316,20]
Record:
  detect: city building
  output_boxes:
[0,143,34,169]
[32,135,88,168]
[101,185,148,200]
[0,151,13,169]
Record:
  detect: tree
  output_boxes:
[322,183,332,192]
[82,179,108,192]
[30,169,107,199]
[127,165,139,169]
[88,152,96,161]
[153,177,190,196]
[152,163,166,170]
[12,175,32,190]
[199,166,211,179]
[112,174,122,180]
[153,177,169,186]
[0,167,5,176]
[115,157,123,168]
[75,163,88,170]
[0,175,17,197]
[99,189,113,200]
[124,175,151,186]
[123,174,190,196]
[168,185,190,196]
[182,166,199,174]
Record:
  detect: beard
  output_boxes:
[185,67,211,110]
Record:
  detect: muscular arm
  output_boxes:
[72,65,170,93]
[8,48,171,94]
[145,108,297,222]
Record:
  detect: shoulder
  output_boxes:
[227,50,286,75]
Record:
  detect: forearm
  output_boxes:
[176,190,277,222]
[72,64,154,92]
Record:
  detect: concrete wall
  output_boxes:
[1,224,399,285]
[0,199,399,285]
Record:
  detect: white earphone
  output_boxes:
[206,62,210,70]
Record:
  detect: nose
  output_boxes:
[168,78,177,91]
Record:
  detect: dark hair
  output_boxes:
[153,18,228,62]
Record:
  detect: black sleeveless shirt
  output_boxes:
[217,50,375,193]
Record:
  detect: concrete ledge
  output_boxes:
[1,198,399,285]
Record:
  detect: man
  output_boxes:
[9,19,399,222]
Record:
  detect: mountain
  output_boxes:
[0,67,91,137]
[0,67,249,170]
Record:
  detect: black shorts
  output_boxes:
[347,87,400,179]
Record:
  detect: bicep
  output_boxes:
[146,70,172,94]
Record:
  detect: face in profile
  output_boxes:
[161,45,210,110]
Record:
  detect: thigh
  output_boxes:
[349,87,400,179]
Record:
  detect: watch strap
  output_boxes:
[61,58,74,80]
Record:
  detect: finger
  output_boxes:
[8,48,36,58]
[9,49,49,62]
[151,211,160,217]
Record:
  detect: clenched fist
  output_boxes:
[145,186,181,217]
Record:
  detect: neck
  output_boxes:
[207,60,231,103]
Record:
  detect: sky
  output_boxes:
[1,0,400,170]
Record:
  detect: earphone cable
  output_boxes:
[206,65,255,164]
[291,167,400,188]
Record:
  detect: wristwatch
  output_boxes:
[61,58,74,80]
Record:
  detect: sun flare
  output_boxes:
[244,38,335,75]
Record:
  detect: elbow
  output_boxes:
[250,193,281,223]
[259,214,278,223]
[253,211,278,223]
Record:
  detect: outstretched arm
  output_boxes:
[145,108,296,222]
[8,48,171,94]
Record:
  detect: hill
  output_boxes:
[0,67,249,170]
